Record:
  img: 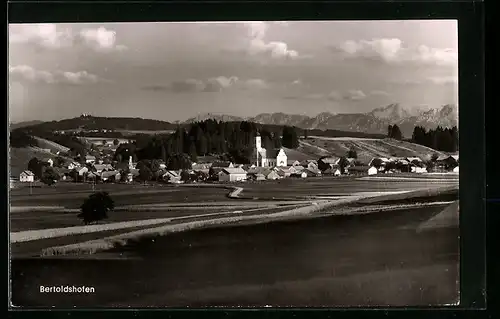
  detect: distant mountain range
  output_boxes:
[12,104,457,138]
[184,104,458,136]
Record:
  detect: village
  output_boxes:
[13,134,460,188]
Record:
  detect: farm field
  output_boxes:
[10,184,230,209]
[115,129,174,136]
[11,203,459,307]
[10,175,458,257]
[239,175,458,200]
[299,136,448,163]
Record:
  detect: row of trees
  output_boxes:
[10,130,37,148]
[412,126,459,152]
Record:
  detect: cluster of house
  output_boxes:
[15,134,459,186]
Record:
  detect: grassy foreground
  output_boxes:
[40,186,457,257]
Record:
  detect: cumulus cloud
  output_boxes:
[343,90,367,101]
[9,65,107,85]
[333,38,457,67]
[143,76,267,93]
[241,22,301,60]
[78,27,127,52]
[9,24,127,52]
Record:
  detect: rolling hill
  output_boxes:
[32,137,70,153]
[297,136,448,164]
[9,147,74,178]
[13,116,179,133]
[9,120,44,130]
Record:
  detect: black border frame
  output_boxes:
[6,0,487,317]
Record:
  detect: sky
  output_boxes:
[9,20,458,123]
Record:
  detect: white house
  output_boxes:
[93,164,113,173]
[453,166,459,173]
[101,170,121,182]
[334,169,341,176]
[19,170,35,182]
[42,158,54,167]
[411,166,428,173]
[406,157,423,163]
[303,160,319,170]
[163,171,181,183]
[368,166,378,175]
[218,167,247,182]
[76,167,89,176]
[265,170,281,180]
[85,155,96,164]
[67,162,80,170]
[255,134,287,167]
[288,160,301,167]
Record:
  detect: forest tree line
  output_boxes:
[411,126,459,152]
[114,120,300,166]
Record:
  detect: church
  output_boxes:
[255,134,287,167]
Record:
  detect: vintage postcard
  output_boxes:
[9,20,459,307]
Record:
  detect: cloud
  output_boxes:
[287,89,368,102]
[143,76,267,93]
[9,65,107,85]
[370,90,390,96]
[343,90,367,101]
[78,27,128,52]
[327,91,343,101]
[333,38,457,67]
[390,75,457,85]
[243,79,269,90]
[427,75,458,85]
[241,22,302,60]
[9,24,73,49]
[9,24,127,52]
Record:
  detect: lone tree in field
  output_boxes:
[41,167,60,186]
[78,192,114,224]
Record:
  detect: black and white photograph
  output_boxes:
[9,20,459,307]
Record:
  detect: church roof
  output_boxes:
[265,149,281,158]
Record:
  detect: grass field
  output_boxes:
[115,129,174,136]
[9,147,73,177]
[11,203,459,307]
[32,137,70,153]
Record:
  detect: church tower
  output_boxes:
[255,133,262,167]
[128,155,134,170]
